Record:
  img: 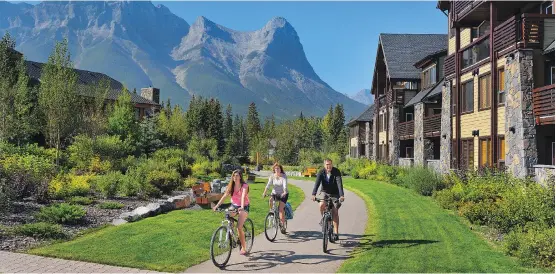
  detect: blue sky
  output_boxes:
[19,1,448,96]
[157,1,448,96]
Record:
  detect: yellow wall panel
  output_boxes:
[449,36,456,55]
[460,28,471,48]
[497,106,505,134]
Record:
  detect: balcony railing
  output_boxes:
[399,120,414,140]
[444,54,456,77]
[424,114,442,137]
[378,95,386,107]
[532,84,555,125]
[493,13,555,54]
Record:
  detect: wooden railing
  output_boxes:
[378,95,385,107]
[532,84,555,125]
[424,114,442,137]
[444,53,456,77]
[493,14,554,53]
[399,120,414,140]
[452,1,474,20]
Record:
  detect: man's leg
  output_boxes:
[332,207,339,235]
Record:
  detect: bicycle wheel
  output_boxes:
[210,226,232,268]
[328,218,335,243]
[264,212,278,242]
[322,215,330,253]
[243,218,254,252]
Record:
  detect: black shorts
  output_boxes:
[322,193,341,209]
[272,193,289,203]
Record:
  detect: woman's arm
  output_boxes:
[283,177,288,195]
[240,185,246,209]
[213,192,229,210]
[263,176,272,196]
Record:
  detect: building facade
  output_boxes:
[438,0,555,179]
[348,104,374,159]
[349,1,555,181]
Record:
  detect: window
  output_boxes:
[461,80,474,113]
[498,69,506,105]
[479,73,491,110]
[498,136,506,162]
[541,1,554,14]
[433,108,442,115]
[406,113,414,122]
[551,66,555,85]
[406,147,414,158]
[461,139,474,170]
[461,38,490,69]
[422,66,437,89]
[479,137,492,168]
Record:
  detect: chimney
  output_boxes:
[140,87,160,104]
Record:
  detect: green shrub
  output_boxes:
[358,161,378,179]
[93,171,126,198]
[68,134,133,173]
[0,153,56,199]
[67,196,94,205]
[152,148,189,176]
[504,225,555,269]
[393,167,443,196]
[147,167,181,194]
[458,201,497,225]
[13,222,66,239]
[48,173,93,199]
[98,202,124,209]
[183,176,198,188]
[433,188,460,210]
[377,164,400,182]
[35,203,86,224]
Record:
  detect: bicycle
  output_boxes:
[210,207,254,268]
[314,193,342,253]
[264,193,287,242]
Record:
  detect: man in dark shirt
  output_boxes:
[311,158,345,240]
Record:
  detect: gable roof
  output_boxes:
[404,79,444,108]
[379,33,448,80]
[25,60,158,106]
[348,103,375,126]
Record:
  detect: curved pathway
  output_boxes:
[184,178,367,273]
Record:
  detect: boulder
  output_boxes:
[112,219,128,226]
[157,199,176,213]
[168,195,192,209]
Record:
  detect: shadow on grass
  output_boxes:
[348,236,440,256]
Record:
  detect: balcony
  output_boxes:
[452,0,489,27]
[532,84,555,125]
[378,95,386,107]
[444,54,456,77]
[424,114,442,137]
[493,14,555,55]
[399,120,414,140]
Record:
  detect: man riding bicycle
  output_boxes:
[311,158,345,241]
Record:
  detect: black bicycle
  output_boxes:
[264,193,287,242]
[210,207,254,268]
[314,193,341,253]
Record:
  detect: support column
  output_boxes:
[440,83,453,173]
[414,102,425,166]
[365,121,371,159]
[490,2,499,167]
[505,50,538,178]
[388,106,400,165]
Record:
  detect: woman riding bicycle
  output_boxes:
[213,169,251,255]
[262,163,288,234]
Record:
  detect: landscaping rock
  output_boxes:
[157,200,176,213]
[112,219,127,226]
[168,195,192,209]
[212,179,222,193]
[146,203,161,215]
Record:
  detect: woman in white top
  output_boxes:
[262,163,288,233]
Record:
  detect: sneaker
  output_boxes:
[280,226,286,234]
[334,234,339,241]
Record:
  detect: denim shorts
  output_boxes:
[231,204,250,213]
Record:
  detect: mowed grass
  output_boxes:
[290,176,546,273]
[29,179,304,272]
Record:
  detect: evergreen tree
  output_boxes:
[38,38,79,163]
[136,114,164,155]
[223,104,233,141]
[322,105,334,153]
[206,98,224,154]
[246,102,261,142]
[333,104,347,157]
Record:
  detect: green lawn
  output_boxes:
[290,176,547,273]
[29,179,305,272]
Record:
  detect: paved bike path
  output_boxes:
[184,178,368,273]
